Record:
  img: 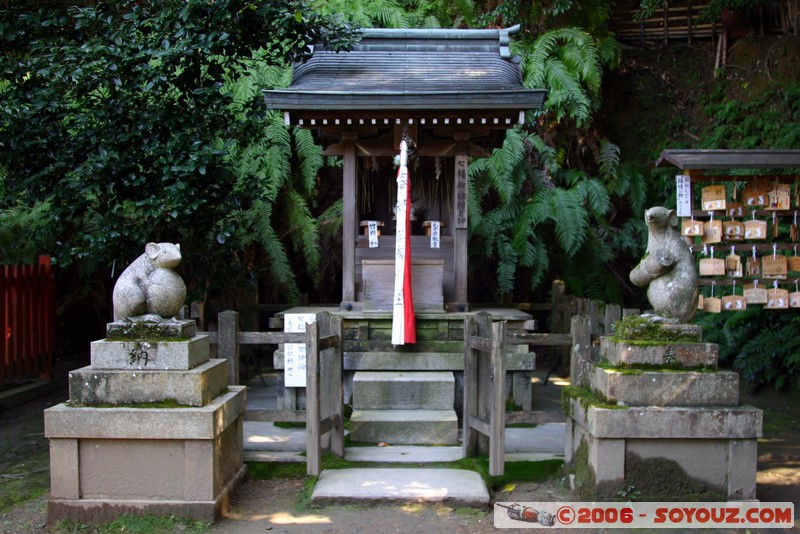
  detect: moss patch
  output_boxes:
[620,453,725,502]
[66,398,191,409]
[570,439,595,500]
[106,321,190,342]
[54,514,209,533]
[561,385,627,416]
[611,316,700,344]
[597,359,715,374]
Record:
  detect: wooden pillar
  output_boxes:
[452,132,470,311]
[341,131,358,309]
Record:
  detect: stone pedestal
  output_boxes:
[45,320,245,523]
[565,333,762,500]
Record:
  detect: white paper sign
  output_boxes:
[367,221,379,248]
[430,221,440,249]
[283,312,316,387]
[676,175,692,217]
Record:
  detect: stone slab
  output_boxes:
[106,319,197,339]
[277,351,535,371]
[350,409,458,445]
[600,337,718,368]
[591,366,739,407]
[567,398,762,439]
[505,423,566,454]
[44,386,245,440]
[310,468,489,505]
[68,359,228,407]
[352,371,454,410]
[91,335,210,370]
[244,421,306,452]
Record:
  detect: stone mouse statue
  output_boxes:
[630,207,699,323]
[112,242,187,321]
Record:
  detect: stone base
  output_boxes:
[352,371,454,410]
[90,335,210,370]
[68,359,229,407]
[45,387,245,524]
[564,398,762,500]
[350,409,458,445]
[600,336,718,368]
[106,319,197,339]
[591,365,739,407]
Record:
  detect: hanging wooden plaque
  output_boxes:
[787,255,800,272]
[744,180,768,207]
[744,283,768,304]
[726,254,743,277]
[790,291,800,308]
[681,219,704,237]
[727,202,744,218]
[766,288,789,309]
[746,255,761,276]
[697,294,704,310]
[703,296,722,313]
[701,185,726,211]
[767,184,791,211]
[702,220,723,244]
[723,220,744,241]
[744,219,767,240]
[762,255,788,279]
[699,257,726,276]
[722,295,747,311]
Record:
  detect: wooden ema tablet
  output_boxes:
[722,295,747,311]
[746,255,762,276]
[723,220,744,240]
[726,254,743,277]
[788,255,800,272]
[727,202,744,218]
[766,288,789,309]
[767,184,791,211]
[701,185,726,211]
[762,255,788,279]
[744,283,768,304]
[703,296,722,313]
[703,219,723,244]
[681,219,703,237]
[744,180,768,207]
[744,219,767,240]
[697,294,704,310]
[699,257,725,276]
[790,291,800,308]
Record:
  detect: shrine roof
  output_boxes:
[656,149,800,170]
[263,25,545,113]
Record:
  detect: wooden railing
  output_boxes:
[612,2,719,44]
[1,255,55,387]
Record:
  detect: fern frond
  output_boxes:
[292,127,323,196]
[243,199,299,302]
[281,189,321,282]
[547,187,589,256]
[496,234,518,295]
[317,198,343,237]
[598,139,620,182]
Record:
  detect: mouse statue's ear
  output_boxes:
[145,242,160,260]
[668,209,678,227]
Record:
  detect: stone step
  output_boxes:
[350,409,458,445]
[352,371,454,410]
[590,365,739,407]
[600,336,718,368]
[310,468,489,506]
[345,445,462,463]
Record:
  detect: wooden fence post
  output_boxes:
[570,315,593,389]
[218,310,240,386]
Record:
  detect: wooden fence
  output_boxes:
[0,255,55,387]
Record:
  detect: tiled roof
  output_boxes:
[264,26,545,112]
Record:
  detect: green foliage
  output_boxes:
[0,1,357,301]
[0,201,56,264]
[699,309,800,389]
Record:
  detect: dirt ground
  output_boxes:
[1,380,798,534]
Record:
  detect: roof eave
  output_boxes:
[656,149,800,169]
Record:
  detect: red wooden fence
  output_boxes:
[0,255,55,386]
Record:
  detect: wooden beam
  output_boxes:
[453,132,470,309]
[341,132,357,308]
